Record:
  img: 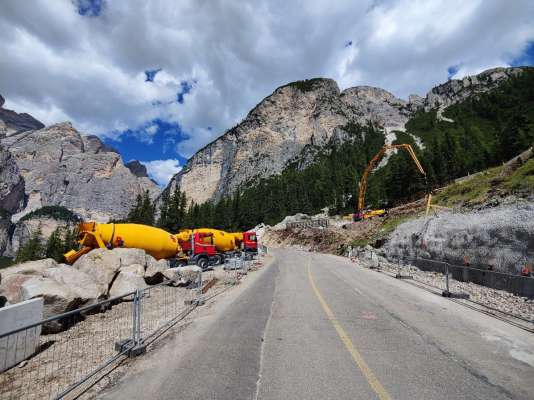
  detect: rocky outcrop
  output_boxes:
[0,145,25,214]
[0,94,45,135]
[169,67,524,204]
[423,67,524,111]
[125,160,148,177]
[1,121,160,222]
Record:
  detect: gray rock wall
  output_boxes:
[1,122,160,222]
[382,203,534,274]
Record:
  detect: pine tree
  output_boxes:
[16,224,44,263]
[45,227,64,262]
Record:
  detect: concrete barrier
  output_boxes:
[0,298,43,372]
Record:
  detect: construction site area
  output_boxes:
[1,142,533,399]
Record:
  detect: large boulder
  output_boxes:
[1,258,57,281]
[43,265,105,303]
[119,264,145,277]
[73,248,147,293]
[0,274,32,304]
[20,277,81,319]
[109,271,148,299]
[0,259,58,306]
[145,257,169,284]
[175,265,202,286]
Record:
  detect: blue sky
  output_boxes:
[1,0,533,186]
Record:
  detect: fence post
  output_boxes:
[129,289,147,357]
[442,263,451,297]
[196,270,205,305]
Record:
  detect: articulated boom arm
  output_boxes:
[357,144,426,213]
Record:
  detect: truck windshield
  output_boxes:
[248,234,257,241]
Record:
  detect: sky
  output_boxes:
[0,0,533,186]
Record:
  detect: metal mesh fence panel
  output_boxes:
[0,294,134,400]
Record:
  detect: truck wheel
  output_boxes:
[197,257,208,270]
[214,254,223,265]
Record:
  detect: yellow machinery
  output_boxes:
[177,228,238,252]
[354,144,429,221]
[64,222,182,264]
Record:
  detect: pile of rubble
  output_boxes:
[0,248,201,320]
[353,247,534,322]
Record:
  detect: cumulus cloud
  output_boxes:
[0,0,533,160]
[141,159,182,186]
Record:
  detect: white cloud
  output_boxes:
[141,159,182,186]
[0,0,533,159]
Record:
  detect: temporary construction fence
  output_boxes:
[399,257,534,299]
[0,259,260,400]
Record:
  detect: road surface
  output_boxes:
[101,248,534,400]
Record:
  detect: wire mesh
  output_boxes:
[0,258,262,400]
[0,295,134,400]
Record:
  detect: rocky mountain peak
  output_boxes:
[125,160,149,178]
[0,101,161,223]
[423,67,524,110]
[0,94,45,135]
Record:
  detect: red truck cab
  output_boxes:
[243,231,258,253]
[177,232,218,270]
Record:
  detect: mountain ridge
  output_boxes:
[168,66,526,203]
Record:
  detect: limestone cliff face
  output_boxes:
[168,79,410,203]
[168,67,524,204]
[0,121,161,222]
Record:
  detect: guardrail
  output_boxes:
[286,218,329,229]
[0,262,250,400]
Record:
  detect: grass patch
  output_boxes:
[379,215,413,236]
[502,158,534,194]
[434,157,534,207]
[433,167,501,207]
[0,256,14,270]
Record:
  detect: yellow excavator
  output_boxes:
[353,143,432,221]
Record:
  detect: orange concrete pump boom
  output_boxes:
[357,144,427,215]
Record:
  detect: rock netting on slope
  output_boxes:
[382,203,534,274]
[0,121,160,222]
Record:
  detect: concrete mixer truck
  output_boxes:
[64,222,258,270]
[175,228,256,267]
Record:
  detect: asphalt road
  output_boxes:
[101,248,534,400]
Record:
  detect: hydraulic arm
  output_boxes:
[355,144,428,221]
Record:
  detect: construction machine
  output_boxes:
[231,231,258,253]
[64,222,187,264]
[65,223,259,270]
[354,144,430,221]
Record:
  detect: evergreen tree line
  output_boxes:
[15,224,79,263]
[128,69,534,231]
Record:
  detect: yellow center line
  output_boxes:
[307,258,392,400]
